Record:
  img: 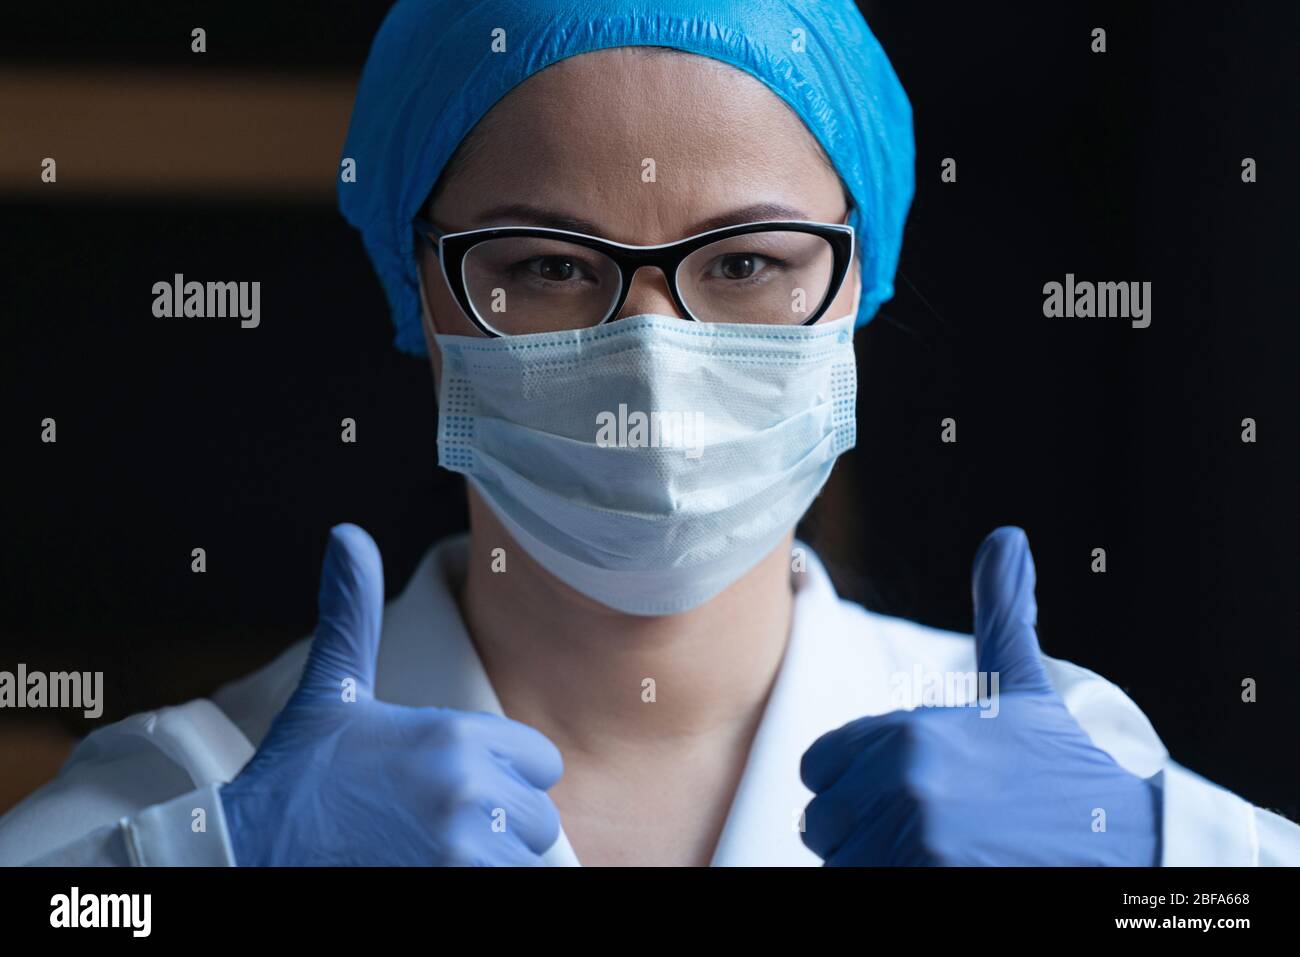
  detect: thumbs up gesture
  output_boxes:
[799,528,1161,866]
[219,525,563,866]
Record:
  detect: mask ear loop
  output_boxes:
[416,260,436,330]
[842,204,863,321]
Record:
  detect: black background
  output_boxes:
[3,2,1297,818]
[0,866,1281,938]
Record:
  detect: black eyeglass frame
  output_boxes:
[413,217,856,338]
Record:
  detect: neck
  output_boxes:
[457,486,796,754]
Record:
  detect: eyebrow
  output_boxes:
[468,202,816,239]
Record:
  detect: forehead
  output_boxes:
[431,48,845,242]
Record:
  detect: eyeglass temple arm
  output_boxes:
[413,217,443,252]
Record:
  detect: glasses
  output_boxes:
[414,217,855,337]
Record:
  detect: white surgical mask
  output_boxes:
[422,275,860,616]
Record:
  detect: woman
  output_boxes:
[2,0,1296,867]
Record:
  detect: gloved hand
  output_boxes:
[799,527,1161,866]
[219,524,563,865]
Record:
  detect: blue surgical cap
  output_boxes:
[338,0,915,356]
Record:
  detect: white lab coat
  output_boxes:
[2,535,1296,866]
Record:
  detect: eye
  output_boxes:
[707,252,776,281]
[531,256,577,282]
[513,255,598,284]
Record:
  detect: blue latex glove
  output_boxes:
[800,527,1161,866]
[219,524,563,865]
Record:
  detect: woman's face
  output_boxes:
[419,48,858,373]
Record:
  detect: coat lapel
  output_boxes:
[709,547,899,865]
[377,535,897,867]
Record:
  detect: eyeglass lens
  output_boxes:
[459,230,836,334]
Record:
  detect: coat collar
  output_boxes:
[375,534,890,866]
[215,534,1171,865]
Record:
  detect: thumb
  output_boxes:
[298,523,385,702]
[972,526,1053,695]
